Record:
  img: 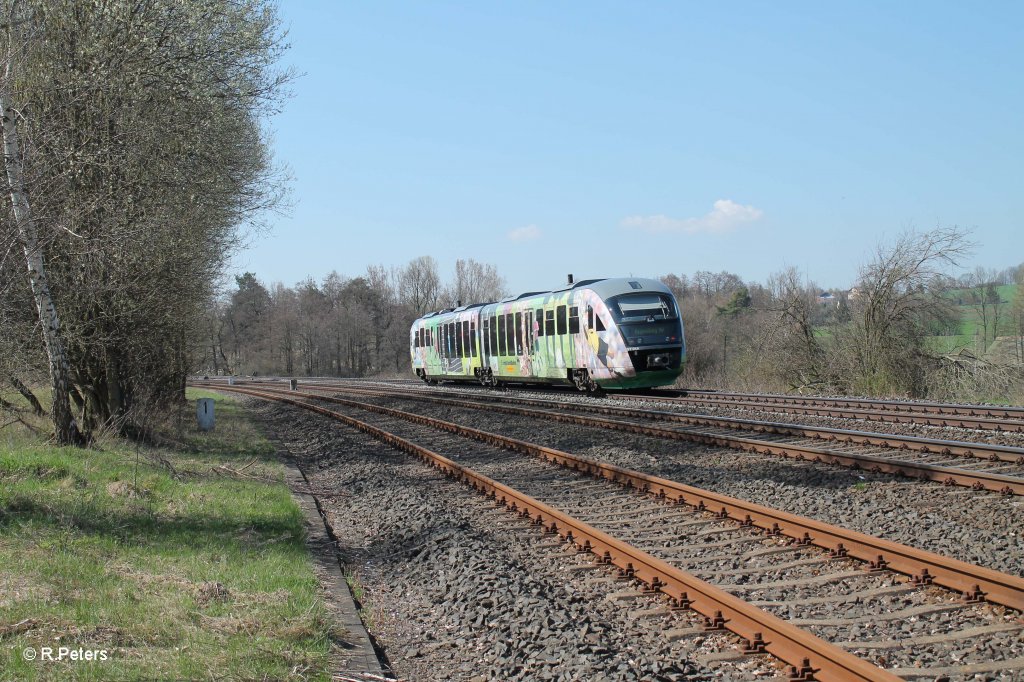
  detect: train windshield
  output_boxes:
[607,293,678,322]
[607,293,682,347]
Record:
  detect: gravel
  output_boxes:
[251,400,781,681]
[286,396,1024,678]
[327,389,1024,578]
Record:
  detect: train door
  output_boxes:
[542,305,556,378]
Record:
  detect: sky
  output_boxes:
[235,1,1023,296]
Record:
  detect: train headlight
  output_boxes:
[647,353,671,368]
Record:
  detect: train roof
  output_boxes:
[416,277,673,321]
[571,277,672,299]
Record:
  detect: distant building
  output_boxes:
[847,287,863,301]
[817,291,835,304]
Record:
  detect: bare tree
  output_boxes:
[754,268,828,391]
[398,256,441,315]
[842,227,971,395]
[445,258,508,306]
[965,267,1003,352]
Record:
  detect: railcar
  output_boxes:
[410,276,685,391]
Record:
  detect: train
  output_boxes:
[410,276,685,392]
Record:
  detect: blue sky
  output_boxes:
[237,1,1023,295]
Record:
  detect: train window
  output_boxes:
[427,328,432,348]
[462,321,470,358]
[545,309,555,336]
[482,319,489,357]
[596,315,606,332]
[587,306,594,329]
[505,313,515,355]
[535,308,544,337]
[569,306,580,334]
[497,315,506,356]
[470,322,477,357]
[449,322,456,357]
[456,321,464,357]
[556,306,567,335]
[490,315,498,355]
[440,325,446,358]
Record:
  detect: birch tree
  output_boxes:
[1,9,81,443]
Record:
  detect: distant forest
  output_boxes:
[203,229,1024,403]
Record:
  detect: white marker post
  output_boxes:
[196,398,215,431]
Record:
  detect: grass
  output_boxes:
[925,283,1022,357]
[341,569,374,631]
[0,389,333,681]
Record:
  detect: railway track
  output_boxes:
[201,383,1024,680]
[245,377,1024,434]
[632,390,1024,434]
[201,376,1024,430]
[221,379,1024,496]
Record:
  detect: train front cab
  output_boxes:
[594,285,685,390]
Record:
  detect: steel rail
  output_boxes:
[665,389,1024,421]
[234,378,1024,465]
[213,383,1024,614]
[251,381,1024,496]
[205,384,900,682]
[632,393,1024,433]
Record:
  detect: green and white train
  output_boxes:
[410,276,685,392]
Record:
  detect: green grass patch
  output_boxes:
[0,390,333,681]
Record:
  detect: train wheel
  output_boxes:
[572,369,591,392]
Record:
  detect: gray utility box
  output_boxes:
[196,398,215,431]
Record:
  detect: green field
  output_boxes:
[928,283,1021,358]
[0,390,333,681]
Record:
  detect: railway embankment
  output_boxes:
[0,389,339,681]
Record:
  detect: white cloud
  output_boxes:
[508,224,541,241]
[621,199,763,234]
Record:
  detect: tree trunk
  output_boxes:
[1,93,83,445]
[9,376,45,416]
